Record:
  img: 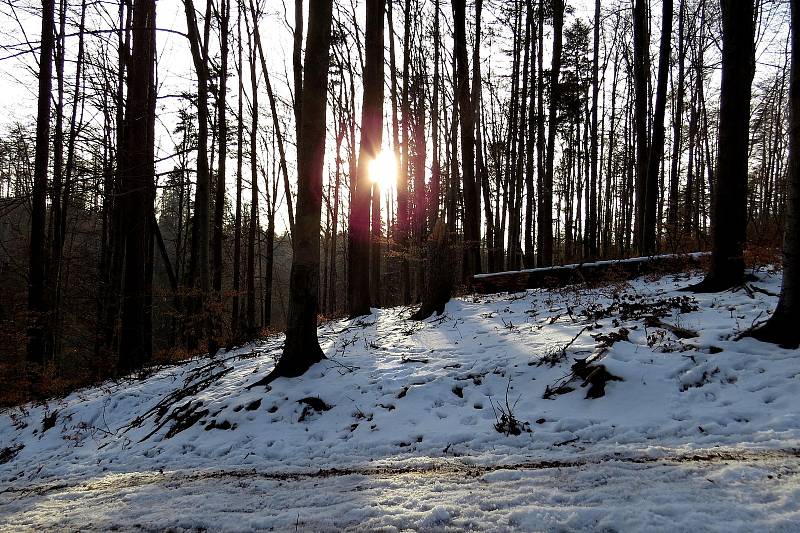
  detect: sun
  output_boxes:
[368,150,397,190]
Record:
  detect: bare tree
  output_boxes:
[254,0,333,384]
[210,0,230,354]
[538,0,564,267]
[118,0,157,373]
[749,0,800,348]
[27,0,56,364]
[691,0,755,291]
[184,0,212,348]
[348,0,384,317]
[642,0,673,255]
[632,0,649,254]
[452,0,481,280]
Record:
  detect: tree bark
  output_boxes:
[632,0,650,254]
[348,0,384,317]
[27,0,56,364]
[184,0,212,349]
[246,17,259,336]
[210,0,229,354]
[267,0,333,382]
[750,0,800,348]
[452,0,481,281]
[398,0,411,303]
[668,0,686,237]
[118,0,156,373]
[691,0,755,292]
[587,0,600,260]
[643,0,672,255]
[538,0,564,267]
[231,1,244,341]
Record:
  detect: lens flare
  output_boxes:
[368,150,397,190]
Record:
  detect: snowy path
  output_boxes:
[1,450,799,531]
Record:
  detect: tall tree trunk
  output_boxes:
[27,0,56,365]
[535,0,546,265]
[632,0,650,253]
[523,0,537,269]
[103,0,131,356]
[587,0,600,260]
[474,0,493,272]
[210,0,230,354]
[184,0,212,349]
[118,0,156,373]
[452,0,481,281]
[431,0,441,229]
[643,0,672,255]
[413,64,428,298]
[398,0,411,304]
[668,0,686,237]
[692,0,755,291]
[269,0,333,381]
[231,1,244,340]
[387,0,402,304]
[750,0,800,348]
[246,23,259,336]
[47,0,66,358]
[538,0,564,267]
[348,0,384,317]
[511,2,531,270]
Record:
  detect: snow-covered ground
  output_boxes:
[1,267,799,531]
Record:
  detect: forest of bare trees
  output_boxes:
[0,0,797,402]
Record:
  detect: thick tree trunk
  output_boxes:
[267,0,333,382]
[750,0,800,348]
[118,0,156,373]
[692,0,755,292]
[27,0,56,365]
[348,0,384,317]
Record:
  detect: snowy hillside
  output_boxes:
[1,267,799,531]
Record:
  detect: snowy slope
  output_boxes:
[1,267,799,531]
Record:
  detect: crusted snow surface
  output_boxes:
[1,267,799,531]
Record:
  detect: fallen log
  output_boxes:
[472,252,709,294]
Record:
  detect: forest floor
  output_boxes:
[1,267,799,531]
